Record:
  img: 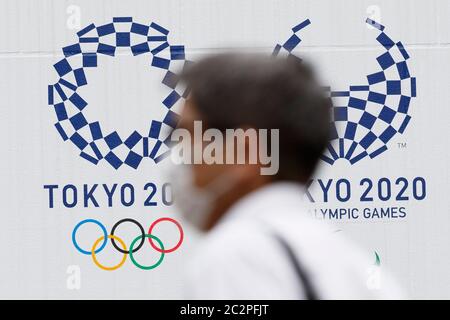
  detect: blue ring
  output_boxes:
[72,219,108,255]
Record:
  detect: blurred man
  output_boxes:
[172,53,404,299]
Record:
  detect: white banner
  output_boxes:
[0,0,448,299]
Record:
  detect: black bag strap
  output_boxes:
[272,233,319,300]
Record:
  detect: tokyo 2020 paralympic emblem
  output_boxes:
[273,18,417,165]
[48,17,190,169]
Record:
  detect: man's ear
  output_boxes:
[240,125,259,164]
[231,163,267,184]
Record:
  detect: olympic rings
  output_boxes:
[148,217,184,253]
[92,235,127,271]
[129,234,165,270]
[72,217,183,270]
[72,219,108,255]
[111,218,145,254]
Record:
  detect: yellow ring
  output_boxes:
[91,234,127,271]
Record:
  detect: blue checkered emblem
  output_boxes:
[48,17,190,169]
[273,18,417,165]
[49,17,416,169]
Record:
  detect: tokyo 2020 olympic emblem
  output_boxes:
[273,18,417,165]
[72,217,183,270]
[48,17,190,169]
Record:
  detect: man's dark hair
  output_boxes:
[181,53,332,183]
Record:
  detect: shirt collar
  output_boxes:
[217,181,307,226]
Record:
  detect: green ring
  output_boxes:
[129,234,165,270]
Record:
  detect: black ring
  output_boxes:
[110,218,145,254]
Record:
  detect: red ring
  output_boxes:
[148,217,184,253]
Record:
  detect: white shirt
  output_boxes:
[184,182,405,299]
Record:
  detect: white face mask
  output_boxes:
[170,164,238,231]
